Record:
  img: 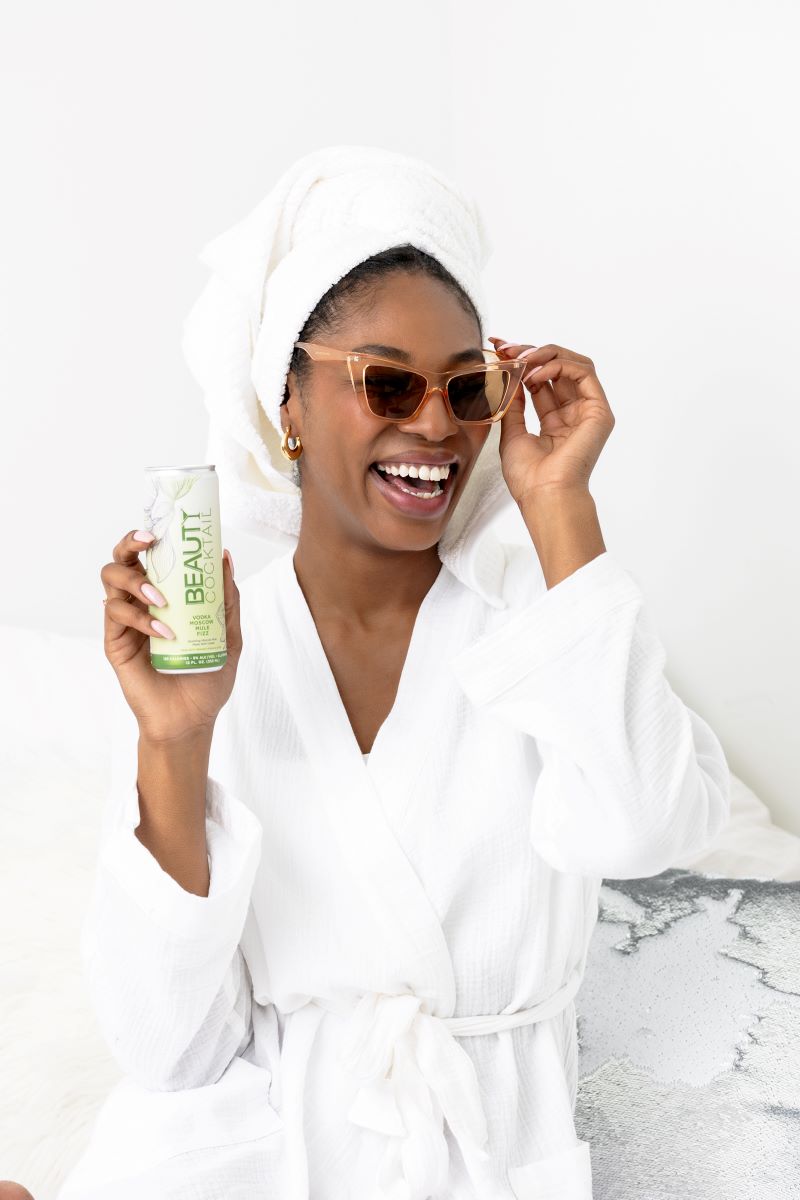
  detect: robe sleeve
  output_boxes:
[449,548,731,880]
[79,698,264,1091]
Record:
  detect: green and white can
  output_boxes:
[142,463,227,674]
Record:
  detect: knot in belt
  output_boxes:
[315,965,583,1200]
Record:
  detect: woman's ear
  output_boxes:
[282,369,303,426]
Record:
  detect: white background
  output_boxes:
[2,0,798,831]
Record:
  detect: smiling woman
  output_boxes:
[280,258,497,590]
[57,145,732,1200]
[274,261,501,768]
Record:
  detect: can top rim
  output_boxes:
[144,464,216,472]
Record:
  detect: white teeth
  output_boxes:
[376,462,452,479]
[396,481,443,499]
[373,461,450,499]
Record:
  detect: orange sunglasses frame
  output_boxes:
[292,340,529,426]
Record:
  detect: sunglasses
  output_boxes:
[292,341,529,426]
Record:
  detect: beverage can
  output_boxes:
[141,463,227,674]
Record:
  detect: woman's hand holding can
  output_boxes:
[100,529,242,745]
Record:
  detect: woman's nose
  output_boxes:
[397,387,458,436]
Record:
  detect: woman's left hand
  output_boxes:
[489,337,616,508]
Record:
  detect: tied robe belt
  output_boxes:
[279,964,585,1200]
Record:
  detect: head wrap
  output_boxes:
[180,144,513,607]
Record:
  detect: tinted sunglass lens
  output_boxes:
[363,365,426,419]
[363,364,510,423]
[449,370,509,422]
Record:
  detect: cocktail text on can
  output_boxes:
[142,463,227,674]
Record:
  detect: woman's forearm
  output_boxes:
[134,730,213,896]
[520,486,607,589]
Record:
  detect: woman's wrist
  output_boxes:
[519,486,607,590]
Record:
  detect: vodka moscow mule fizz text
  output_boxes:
[142,464,227,674]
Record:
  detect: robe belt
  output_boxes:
[285,964,584,1200]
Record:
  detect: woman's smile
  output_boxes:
[368,457,460,517]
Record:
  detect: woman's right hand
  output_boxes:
[101,529,242,744]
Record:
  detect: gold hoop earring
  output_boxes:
[281,424,303,461]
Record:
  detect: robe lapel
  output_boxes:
[256,550,457,1010]
[357,557,462,825]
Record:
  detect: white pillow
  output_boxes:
[672,772,800,882]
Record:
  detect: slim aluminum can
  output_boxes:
[142,463,227,674]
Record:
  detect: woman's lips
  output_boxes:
[368,462,457,517]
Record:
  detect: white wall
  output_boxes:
[2,0,798,831]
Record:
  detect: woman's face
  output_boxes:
[281,272,492,555]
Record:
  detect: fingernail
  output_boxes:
[151,619,175,639]
[134,529,155,543]
[224,548,235,578]
[142,583,167,608]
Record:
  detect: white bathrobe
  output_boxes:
[56,539,731,1200]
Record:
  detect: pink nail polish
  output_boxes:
[142,583,167,607]
[151,619,175,640]
[134,529,155,543]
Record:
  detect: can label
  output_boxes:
[143,467,227,672]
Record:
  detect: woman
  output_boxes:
[41,147,730,1200]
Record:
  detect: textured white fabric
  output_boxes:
[56,542,731,1200]
[179,143,515,610]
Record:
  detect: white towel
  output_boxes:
[180,143,515,608]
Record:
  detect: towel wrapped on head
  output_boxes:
[180,143,516,607]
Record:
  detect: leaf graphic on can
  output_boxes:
[216,600,226,641]
[149,532,176,584]
[144,474,201,584]
[143,474,159,523]
[144,488,174,547]
[163,476,198,502]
